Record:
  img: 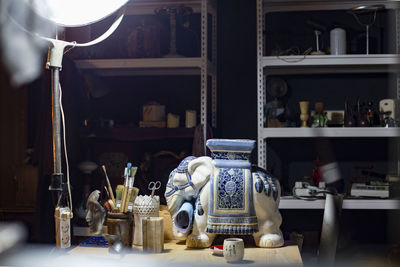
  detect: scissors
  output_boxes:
[148,181,161,198]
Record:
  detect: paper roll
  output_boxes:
[167,113,179,128]
[185,110,196,128]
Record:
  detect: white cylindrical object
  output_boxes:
[185,110,197,128]
[133,195,160,246]
[223,238,244,262]
[330,28,346,55]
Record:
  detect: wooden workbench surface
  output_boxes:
[65,240,303,266]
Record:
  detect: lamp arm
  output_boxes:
[74,8,125,47]
[43,8,125,69]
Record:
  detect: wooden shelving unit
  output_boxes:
[256,0,400,211]
[73,0,218,146]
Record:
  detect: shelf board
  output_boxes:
[261,127,400,138]
[279,196,400,210]
[74,58,215,76]
[262,54,400,74]
[263,0,400,12]
[83,126,195,141]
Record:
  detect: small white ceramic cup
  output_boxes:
[223,238,244,262]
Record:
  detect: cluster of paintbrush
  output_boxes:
[102,163,139,213]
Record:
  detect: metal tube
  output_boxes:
[366,25,370,55]
[51,67,62,174]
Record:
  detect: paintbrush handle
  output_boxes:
[102,165,116,204]
[124,188,132,212]
[120,185,128,212]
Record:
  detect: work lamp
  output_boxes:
[25,0,129,248]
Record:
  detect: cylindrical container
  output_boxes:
[167,113,179,128]
[142,217,164,253]
[133,195,160,246]
[185,110,196,128]
[106,212,133,247]
[223,238,245,262]
[330,28,346,55]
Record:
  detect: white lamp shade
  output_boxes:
[28,0,129,27]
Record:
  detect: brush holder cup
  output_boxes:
[106,212,133,247]
[132,195,160,245]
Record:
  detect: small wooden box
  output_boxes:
[142,105,165,122]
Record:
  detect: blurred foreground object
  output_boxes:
[0,0,53,86]
[0,223,27,256]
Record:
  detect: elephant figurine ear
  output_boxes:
[187,156,213,189]
[187,156,213,175]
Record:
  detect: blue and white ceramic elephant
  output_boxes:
[165,139,284,248]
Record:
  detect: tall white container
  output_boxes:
[330,28,346,55]
[132,195,160,246]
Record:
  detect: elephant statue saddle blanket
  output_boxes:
[206,167,258,235]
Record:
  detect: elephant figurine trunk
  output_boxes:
[174,202,194,233]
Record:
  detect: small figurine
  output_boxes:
[311,102,328,128]
[86,190,106,235]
